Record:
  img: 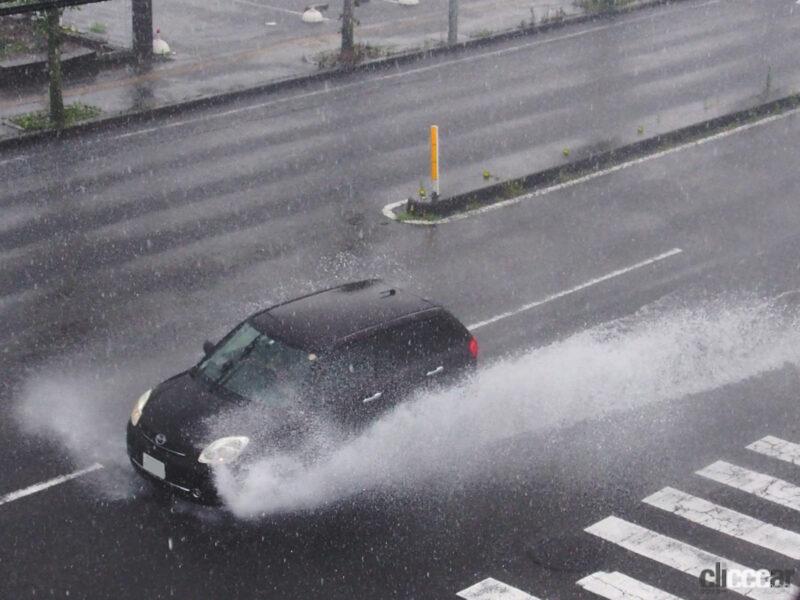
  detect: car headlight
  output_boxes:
[130,389,152,426]
[198,436,250,465]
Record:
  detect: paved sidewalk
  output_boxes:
[0,0,579,137]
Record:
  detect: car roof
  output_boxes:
[250,279,439,352]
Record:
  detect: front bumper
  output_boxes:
[126,422,219,504]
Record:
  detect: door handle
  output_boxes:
[362,391,383,404]
[426,366,444,377]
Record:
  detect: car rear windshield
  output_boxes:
[195,322,314,403]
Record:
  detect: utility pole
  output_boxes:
[341,0,355,62]
[447,0,458,45]
[45,7,65,128]
[132,0,153,63]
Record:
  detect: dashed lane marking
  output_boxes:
[0,463,103,507]
[466,248,682,330]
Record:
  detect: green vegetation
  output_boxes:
[0,38,30,60]
[10,102,101,130]
[576,0,634,13]
[88,22,107,34]
[467,29,493,39]
[312,43,391,69]
[562,147,571,157]
[501,180,524,199]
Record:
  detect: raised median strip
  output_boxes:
[0,0,689,152]
[386,93,800,225]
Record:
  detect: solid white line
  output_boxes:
[585,516,798,600]
[108,0,719,142]
[643,487,800,560]
[577,571,685,600]
[456,577,541,600]
[748,436,800,467]
[0,463,104,507]
[466,248,682,330]
[697,461,800,513]
[383,105,800,226]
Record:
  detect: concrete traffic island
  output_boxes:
[387,94,800,225]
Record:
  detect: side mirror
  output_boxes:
[202,340,215,356]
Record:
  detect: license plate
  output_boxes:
[142,452,165,479]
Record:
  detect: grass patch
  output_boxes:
[0,38,31,60]
[88,22,107,34]
[395,209,438,223]
[467,29,493,39]
[575,0,634,13]
[312,43,393,70]
[10,102,102,130]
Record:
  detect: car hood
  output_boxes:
[138,371,237,451]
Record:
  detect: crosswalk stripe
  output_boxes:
[697,461,800,513]
[748,436,800,467]
[643,487,800,560]
[456,577,542,600]
[584,516,798,599]
[577,570,685,600]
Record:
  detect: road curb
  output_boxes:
[0,0,688,153]
[398,93,800,221]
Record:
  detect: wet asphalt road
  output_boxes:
[3,2,800,598]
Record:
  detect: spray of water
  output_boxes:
[213,293,800,517]
[12,293,800,514]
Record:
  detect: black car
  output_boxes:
[126,279,478,503]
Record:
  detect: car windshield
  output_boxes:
[195,322,313,403]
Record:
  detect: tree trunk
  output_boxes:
[46,7,65,129]
[447,0,458,46]
[340,0,354,62]
[132,0,153,63]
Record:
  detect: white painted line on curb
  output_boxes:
[383,104,800,225]
[577,571,685,600]
[107,0,720,142]
[466,248,682,330]
[697,461,800,513]
[748,435,800,467]
[457,577,541,600]
[0,463,103,507]
[585,516,798,600]
[643,486,800,560]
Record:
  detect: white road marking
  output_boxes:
[232,0,310,16]
[585,516,798,600]
[0,463,104,507]
[457,578,541,600]
[747,435,800,467]
[643,487,800,560]
[383,104,800,225]
[0,155,27,167]
[697,461,800,513]
[577,571,685,600]
[105,0,719,142]
[466,248,682,330]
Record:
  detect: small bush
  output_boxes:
[501,180,524,199]
[88,22,107,34]
[10,102,102,130]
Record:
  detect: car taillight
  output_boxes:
[468,336,479,359]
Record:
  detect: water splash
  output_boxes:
[213,293,800,517]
